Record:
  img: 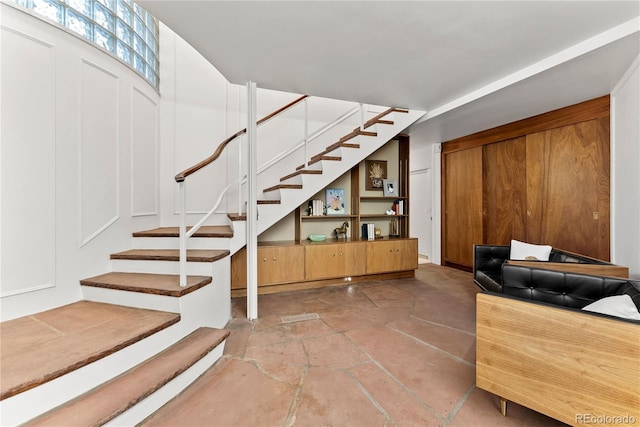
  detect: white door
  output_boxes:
[410,169,432,259]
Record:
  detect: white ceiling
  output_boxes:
[138,1,640,142]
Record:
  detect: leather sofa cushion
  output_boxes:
[501,264,637,309]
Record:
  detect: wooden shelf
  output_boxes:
[360,196,408,201]
[360,214,408,219]
[300,215,356,221]
[295,134,410,241]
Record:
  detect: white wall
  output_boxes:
[0,10,385,320]
[408,129,441,263]
[1,4,161,320]
[611,56,640,278]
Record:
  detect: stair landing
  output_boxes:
[0,301,180,400]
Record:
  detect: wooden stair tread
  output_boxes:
[257,199,281,205]
[280,169,322,182]
[80,272,212,297]
[263,183,303,192]
[24,327,229,427]
[110,249,229,263]
[308,155,341,166]
[132,225,233,238]
[0,301,180,401]
[227,212,246,221]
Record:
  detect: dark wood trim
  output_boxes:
[443,260,473,272]
[442,95,610,155]
[175,95,308,182]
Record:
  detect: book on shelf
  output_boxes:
[392,199,404,215]
[361,223,375,240]
[308,199,325,216]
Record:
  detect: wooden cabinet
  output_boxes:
[305,241,367,280]
[367,239,418,274]
[231,238,417,295]
[442,96,611,269]
[231,245,304,289]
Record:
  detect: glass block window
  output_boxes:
[10,0,159,88]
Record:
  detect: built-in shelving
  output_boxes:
[295,134,410,241]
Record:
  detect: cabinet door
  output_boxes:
[444,147,483,268]
[344,241,367,276]
[257,247,273,285]
[305,244,345,280]
[367,241,399,274]
[526,118,610,260]
[264,246,305,284]
[395,239,418,271]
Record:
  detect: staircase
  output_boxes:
[227,107,425,253]
[0,100,424,425]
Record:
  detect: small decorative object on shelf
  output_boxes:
[375,228,382,237]
[325,188,345,215]
[383,179,397,197]
[365,160,387,190]
[389,217,400,238]
[308,234,327,241]
[334,221,349,239]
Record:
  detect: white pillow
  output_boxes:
[510,239,552,261]
[582,295,640,320]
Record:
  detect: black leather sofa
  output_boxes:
[500,263,640,313]
[473,244,618,292]
[476,264,640,424]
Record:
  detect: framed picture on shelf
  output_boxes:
[365,160,387,190]
[383,179,397,197]
[325,188,345,215]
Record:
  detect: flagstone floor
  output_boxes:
[142,264,567,427]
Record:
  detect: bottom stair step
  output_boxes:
[24,327,230,427]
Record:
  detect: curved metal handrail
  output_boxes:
[174,94,308,182]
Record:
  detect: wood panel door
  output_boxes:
[483,137,527,245]
[443,147,483,268]
[526,118,610,260]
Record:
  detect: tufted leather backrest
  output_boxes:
[501,264,640,309]
[548,250,608,264]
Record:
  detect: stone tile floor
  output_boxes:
[143,264,568,426]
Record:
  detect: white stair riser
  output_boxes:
[83,260,230,325]
[110,259,215,276]
[132,237,230,250]
[81,286,182,312]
